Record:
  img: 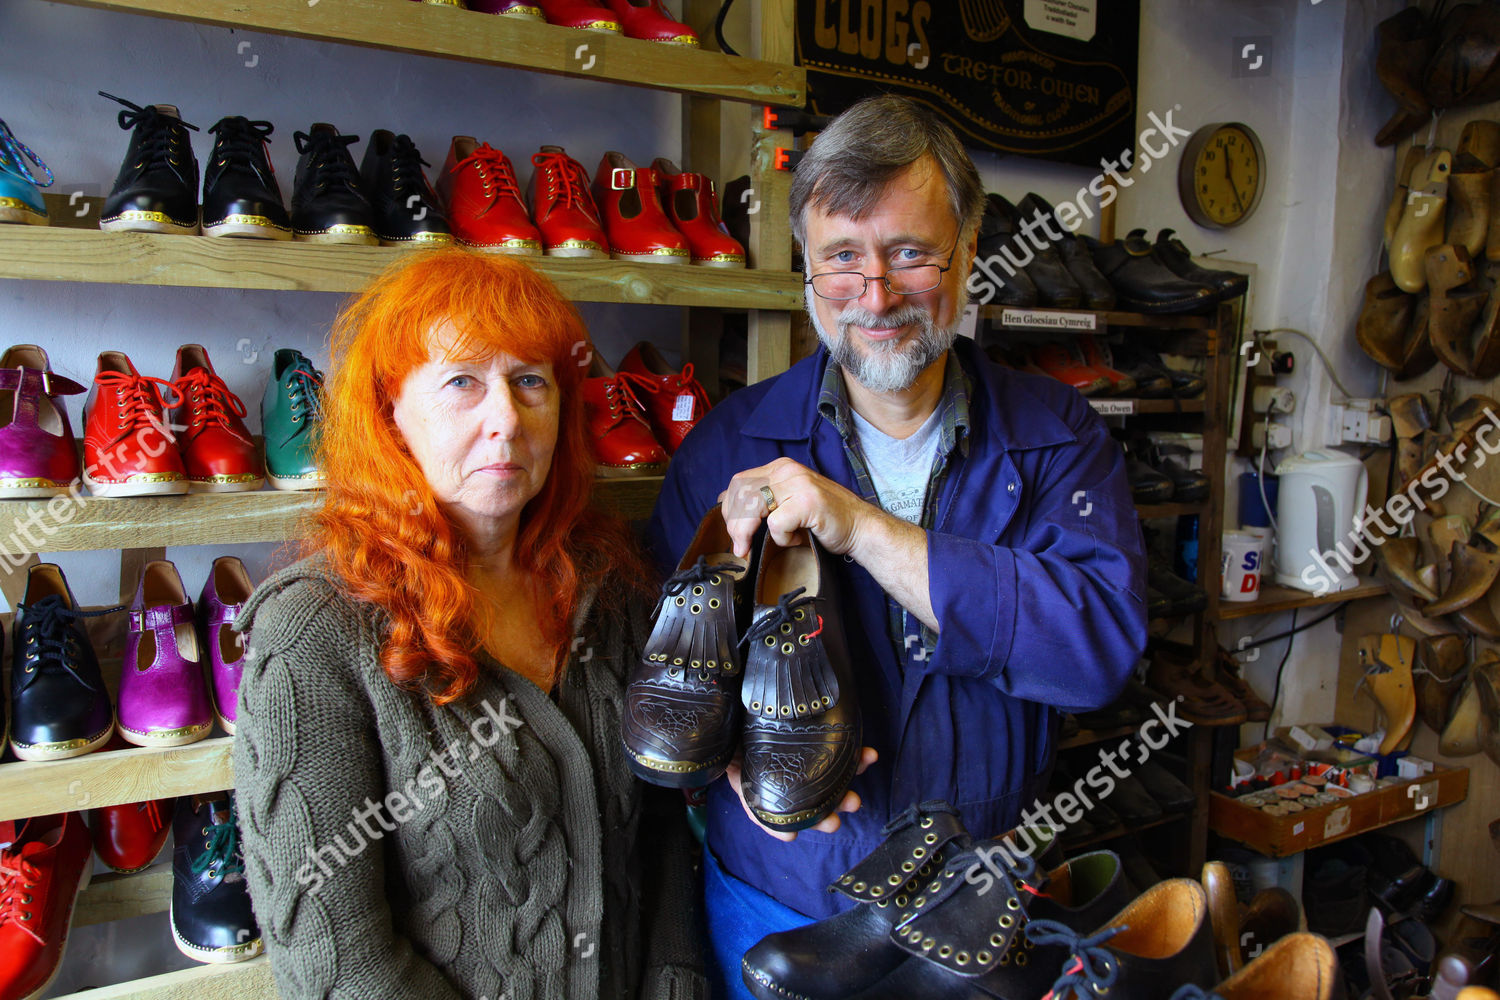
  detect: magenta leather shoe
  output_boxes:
[119,561,212,747]
[198,557,253,734]
[0,345,86,498]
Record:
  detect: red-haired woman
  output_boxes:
[231,249,705,1000]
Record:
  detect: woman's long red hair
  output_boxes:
[309,248,646,703]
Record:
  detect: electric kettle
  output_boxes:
[1273,450,1369,593]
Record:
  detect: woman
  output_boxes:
[232,249,706,1000]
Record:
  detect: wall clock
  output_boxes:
[1177,122,1265,229]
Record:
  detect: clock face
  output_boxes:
[1179,123,1264,229]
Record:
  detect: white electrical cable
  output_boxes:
[1259,327,1357,401]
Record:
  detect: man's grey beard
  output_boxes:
[805,287,961,393]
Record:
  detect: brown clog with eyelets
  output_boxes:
[623,506,750,787]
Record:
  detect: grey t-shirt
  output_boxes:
[850,405,944,524]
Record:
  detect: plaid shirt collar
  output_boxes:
[817,349,971,459]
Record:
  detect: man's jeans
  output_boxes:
[703,845,812,1000]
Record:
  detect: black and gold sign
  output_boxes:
[796,1,1140,167]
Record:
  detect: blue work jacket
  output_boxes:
[644,337,1147,918]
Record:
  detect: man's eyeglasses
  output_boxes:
[804,240,960,301]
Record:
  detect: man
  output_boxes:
[645,95,1146,996]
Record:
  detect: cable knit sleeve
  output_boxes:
[232,572,464,1000]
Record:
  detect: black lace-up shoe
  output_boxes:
[290,123,375,245]
[359,129,453,246]
[201,117,290,240]
[171,792,262,964]
[742,802,973,1000]
[1083,230,1218,315]
[98,92,199,235]
[740,532,860,832]
[859,848,1135,1000]
[624,507,752,787]
[9,564,119,761]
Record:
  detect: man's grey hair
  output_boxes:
[789,95,985,252]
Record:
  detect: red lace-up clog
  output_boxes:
[82,351,188,497]
[169,346,263,493]
[584,355,668,475]
[618,340,711,453]
[601,0,697,43]
[438,137,543,255]
[529,146,610,258]
[535,0,621,30]
[0,812,92,1000]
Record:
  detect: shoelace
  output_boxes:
[174,367,250,440]
[15,595,123,692]
[597,376,651,428]
[387,134,432,195]
[0,849,44,945]
[0,119,53,187]
[452,142,522,214]
[293,129,363,192]
[207,117,275,183]
[1029,921,1130,1000]
[740,586,823,650]
[190,799,246,878]
[651,554,743,619]
[1168,987,1220,1000]
[616,364,711,423]
[94,369,181,445]
[531,150,594,213]
[287,360,325,425]
[98,92,198,180]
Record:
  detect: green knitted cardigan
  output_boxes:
[231,554,706,1000]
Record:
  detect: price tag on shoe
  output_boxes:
[672,394,696,422]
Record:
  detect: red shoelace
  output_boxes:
[531,150,596,215]
[453,143,524,215]
[173,368,251,443]
[95,370,181,447]
[0,847,45,946]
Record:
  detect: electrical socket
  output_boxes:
[1251,420,1292,450]
[1252,385,1295,414]
[1328,399,1391,445]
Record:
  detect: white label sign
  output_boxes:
[1089,399,1136,416]
[998,308,1100,331]
[1024,0,1097,42]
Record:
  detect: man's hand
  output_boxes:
[718,457,870,560]
[724,748,879,841]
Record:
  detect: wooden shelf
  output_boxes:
[0,223,803,310]
[1136,501,1206,519]
[980,305,1217,331]
[1209,767,1468,857]
[0,474,663,553]
[1057,722,1138,752]
[1089,398,1206,416]
[1212,579,1389,620]
[47,0,805,106]
[0,737,233,822]
[1061,809,1191,852]
[54,955,273,1000]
